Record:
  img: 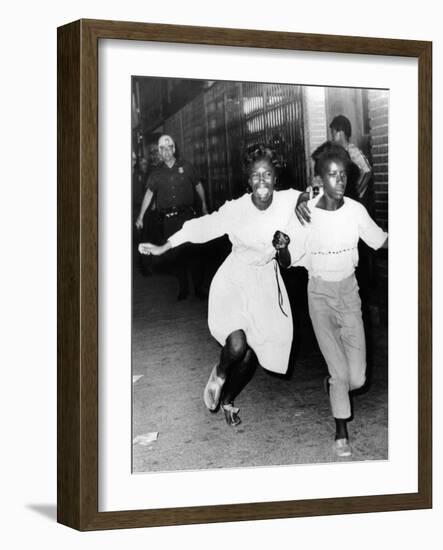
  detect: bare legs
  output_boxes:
[204,329,257,426]
[216,330,249,378]
[221,348,257,406]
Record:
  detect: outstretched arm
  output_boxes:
[273,231,291,268]
[168,203,230,248]
[139,201,231,257]
[139,241,172,256]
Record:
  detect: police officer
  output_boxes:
[136,134,208,300]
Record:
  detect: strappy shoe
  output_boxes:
[203,365,225,411]
[221,402,242,427]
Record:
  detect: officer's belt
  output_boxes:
[159,206,194,218]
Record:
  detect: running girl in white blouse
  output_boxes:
[139,145,304,427]
[279,142,388,458]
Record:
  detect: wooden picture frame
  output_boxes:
[57,19,432,530]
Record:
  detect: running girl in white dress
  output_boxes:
[139,145,303,427]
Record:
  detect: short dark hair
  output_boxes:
[311,141,351,177]
[330,115,352,140]
[244,143,280,171]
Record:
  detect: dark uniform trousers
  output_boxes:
[144,159,206,295]
[161,207,205,296]
[136,205,164,276]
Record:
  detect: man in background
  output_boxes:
[136,134,208,300]
[330,114,373,211]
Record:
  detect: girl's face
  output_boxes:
[248,159,276,208]
[321,159,347,202]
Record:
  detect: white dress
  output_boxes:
[168,189,301,374]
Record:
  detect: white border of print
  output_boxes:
[98,39,418,512]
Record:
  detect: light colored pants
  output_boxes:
[308,274,366,419]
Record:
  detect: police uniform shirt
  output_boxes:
[146,160,198,211]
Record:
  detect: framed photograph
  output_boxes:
[57,19,432,530]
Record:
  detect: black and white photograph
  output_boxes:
[131,77,389,473]
[3,0,438,543]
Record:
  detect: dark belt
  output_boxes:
[159,206,195,219]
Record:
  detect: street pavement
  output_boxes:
[132,262,388,473]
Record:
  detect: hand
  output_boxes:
[295,191,311,225]
[135,217,144,230]
[139,242,168,256]
[272,230,290,250]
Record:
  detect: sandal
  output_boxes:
[203,364,225,411]
[221,402,242,427]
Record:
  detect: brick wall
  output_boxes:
[368,90,389,231]
[368,90,389,280]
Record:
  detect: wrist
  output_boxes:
[297,191,310,204]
